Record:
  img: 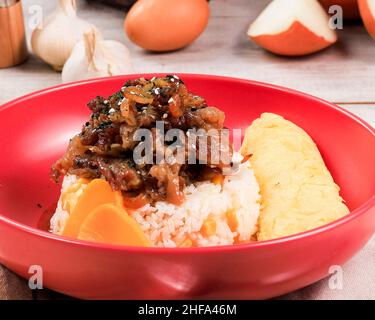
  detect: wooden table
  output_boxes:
[1,0,375,300]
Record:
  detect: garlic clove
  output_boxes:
[62,29,134,83]
[83,29,108,73]
[102,40,134,76]
[31,0,96,71]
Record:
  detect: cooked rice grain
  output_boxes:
[50,161,261,247]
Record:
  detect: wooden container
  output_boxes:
[86,0,136,10]
[86,0,209,9]
[0,0,28,68]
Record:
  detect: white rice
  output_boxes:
[50,161,261,247]
[50,174,86,235]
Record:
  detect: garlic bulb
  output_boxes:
[31,0,96,71]
[62,29,134,83]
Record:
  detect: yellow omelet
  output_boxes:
[240,113,349,241]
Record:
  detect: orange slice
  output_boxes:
[77,203,151,247]
[62,179,123,237]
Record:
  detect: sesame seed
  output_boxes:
[153,87,161,95]
[162,113,168,119]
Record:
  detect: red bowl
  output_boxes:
[1,74,375,300]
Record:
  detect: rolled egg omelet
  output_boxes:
[240,113,349,241]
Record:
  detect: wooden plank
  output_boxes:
[1,0,375,301]
[339,104,375,127]
[1,0,375,104]
[0,266,32,300]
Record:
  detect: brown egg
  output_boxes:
[124,0,210,52]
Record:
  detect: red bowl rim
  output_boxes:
[1,73,375,255]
